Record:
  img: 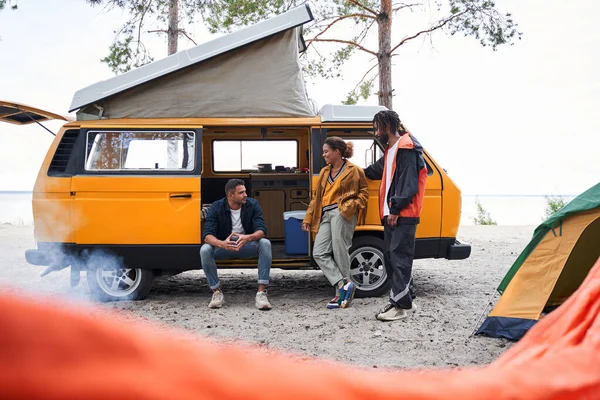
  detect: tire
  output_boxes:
[349,236,390,298]
[87,267,154,302]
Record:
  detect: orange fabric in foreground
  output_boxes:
[2,257,600,400]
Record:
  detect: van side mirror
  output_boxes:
[365,148,373,167]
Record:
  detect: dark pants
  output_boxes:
[383,218,417,309]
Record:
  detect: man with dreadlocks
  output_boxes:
[364,110,427,321]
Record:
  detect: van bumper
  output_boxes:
[26,246,74,277]
[446,240,471,260]
[25,249,49,266]
[25,243,75,267]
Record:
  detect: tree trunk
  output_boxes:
[167,0,179,168]
[377,0,393,110]
[167,0,179,55]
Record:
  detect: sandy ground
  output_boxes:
[0,224,535,369]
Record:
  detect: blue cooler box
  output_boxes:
[283,210,308,255]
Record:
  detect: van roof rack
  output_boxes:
[69,5,314,113]
[319,104,388,123]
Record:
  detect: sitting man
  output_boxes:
[200,178,272,310]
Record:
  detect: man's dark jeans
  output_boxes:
[383,218,416,309]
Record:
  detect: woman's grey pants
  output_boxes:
[312,208,357,286]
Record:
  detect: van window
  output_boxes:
[339,138,383,169]
[426,160,433,175]
[85,131,195,171]
[340,136,433,175]
[212,140,298,172]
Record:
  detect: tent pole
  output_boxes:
[469,291,498,338]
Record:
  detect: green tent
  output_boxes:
[477,182,600,340]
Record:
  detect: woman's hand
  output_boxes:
[301,223,310,232]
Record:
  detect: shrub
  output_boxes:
[544,195,568,220]
[472,196,497,225]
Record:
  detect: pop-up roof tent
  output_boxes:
[69,5,319,120]
[477,182,600,340]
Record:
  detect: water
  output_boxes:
[0,192,33,226]
[460,195,576,226]
[0,192,575,227]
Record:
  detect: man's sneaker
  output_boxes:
[340,279,356,309]
[376,302,417,321]
[208,290,224,309]
[327,296,341,309]
[409,282,417,299]
[255,290,272,310]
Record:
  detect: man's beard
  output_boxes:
[378,133,389,147]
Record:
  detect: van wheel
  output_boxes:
[87,267,154,302]
[349,236,390,298]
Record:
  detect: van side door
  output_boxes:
[70,128,202,269]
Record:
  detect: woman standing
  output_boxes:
[302,137,369,309]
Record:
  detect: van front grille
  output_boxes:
[48,130,78,176]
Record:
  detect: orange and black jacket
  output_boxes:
[364,132,427,224]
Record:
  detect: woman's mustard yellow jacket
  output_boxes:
[303,160,369,235]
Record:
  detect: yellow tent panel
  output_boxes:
[477,183,600,340]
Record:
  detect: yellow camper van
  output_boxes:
[3,5,470,301]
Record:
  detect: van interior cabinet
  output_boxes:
[288,188,309,211]
[252,189,285,239]
[249,173,310,239]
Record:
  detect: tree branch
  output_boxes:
[305,13,375,50]
[307,38,377,56]
[136,0,153,49]
[388,11,466,54]
[180,30,197,46]
[392,2,423,12]
[353,63,378,91]
[311,44,326,60]
[149,28,196,46]
[356,18,376,44]
[347,0,379,16]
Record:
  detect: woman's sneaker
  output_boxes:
[340,279,356,309]
[327,296,341,309]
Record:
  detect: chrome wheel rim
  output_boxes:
[349,246,387,292]
[95,267,142,297]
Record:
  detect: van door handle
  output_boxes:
[170,193,192,199]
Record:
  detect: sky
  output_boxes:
[0,0,598,195]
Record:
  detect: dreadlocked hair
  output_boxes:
[373,110,402,135]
